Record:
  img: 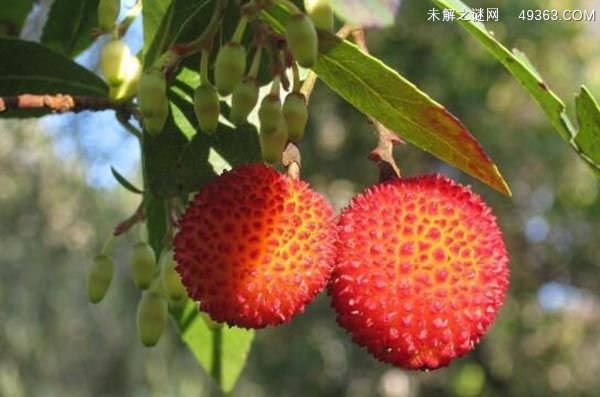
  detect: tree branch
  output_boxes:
[350,28,403,181]
[0,94,133,115]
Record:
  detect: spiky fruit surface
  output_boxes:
[174,163,337,328]
[329,175,509,370]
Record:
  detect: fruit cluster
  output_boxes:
[171,164,510,370]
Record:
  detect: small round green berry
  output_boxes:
[129,241,157,290]
[144,98,169,136]
[98,0,120,31]
[162,255,188,304]
[87,254,114,304]
[260,117,288,165]
[193,83,220,134]
[285,14,318,68]
[258,94,283,135]
[230,78,259,125]
[136,291,168,347]
[214,42,247,96]
[304,0,334,31]
[137,71,167,118]
[100,39,131,86]
[283,92,308,142]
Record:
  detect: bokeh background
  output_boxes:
[1,0,600,396]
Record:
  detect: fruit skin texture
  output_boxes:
[137,291,168,347]
[87,254,114,304]
[130,241,157,290]
[214,42,247,96]
[329,175,509,370]
[174,163,337,329]
[286,14,318,68]
[100,39,131,86]
[193,83,220,134]
[282,92,308,142]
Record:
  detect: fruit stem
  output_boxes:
[350,28,403,181]
[270,75,281,97]
[117,0,142,38]
[276,0,302,14]
[232,15,249,44]
[248,46,262,78]
[200,50,210,85]
[101,234,117,255]
[291,62,301,92]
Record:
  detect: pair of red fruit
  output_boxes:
[173,163,510,370]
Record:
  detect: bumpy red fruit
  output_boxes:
[174,163,336,328]
[329,175,509,370]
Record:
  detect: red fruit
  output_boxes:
[174,163,336,329]
[329,174,509,370]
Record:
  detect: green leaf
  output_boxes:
[143,67,261,199]
[172,300,254,394]
[142,0,173,66]
[431,0,575,143]
[145,195,167,257]
[575,87,600,176]
[262,7,510,195]
[0,38,107,96]
[41,0,99,57]
[0,0,34,37]
[111,167,143,194]
[329,0,400,27]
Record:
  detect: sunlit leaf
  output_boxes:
[41,0,99,57]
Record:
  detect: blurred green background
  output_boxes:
[1,0,600,396]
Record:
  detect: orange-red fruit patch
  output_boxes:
[174,163,336,329]
[329,174,509,370]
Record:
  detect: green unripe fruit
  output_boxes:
[304,0,334,31]
[137,71,167,117]
[283,92,308,142]
[286,14,318,68]
[87,254,114,304]
[136,291,168,347]
[260,116,288,164]
[162,256,188,303]
[129,241,157,290]
[230,78,259,125]
[193,83,220,134]
[98,0,120,31]
[109,55,142,102]
[100,39,131,86]
[144,98,169,136]
[214,42,247,96]
[258,94,283,135]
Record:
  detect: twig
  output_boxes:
[114,200,146,236]
[350,28,403,181]
[116,109,142,139]
[0,94,133,114]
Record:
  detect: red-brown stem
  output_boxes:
[113,201,146,236]
[0,94,132,114]
[350,28,403,181]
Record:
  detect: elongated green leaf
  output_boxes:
[41,0,99,57]
[329,0,400,27]
[0,0,34,37]
[111,167,143,194]
[142,0,173,66]
[0,38,108,101]
[173,301,254,394]
[575,87,600,177]
[262,7,510,195]
[145,195,167,257]
[430,0,600,179]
